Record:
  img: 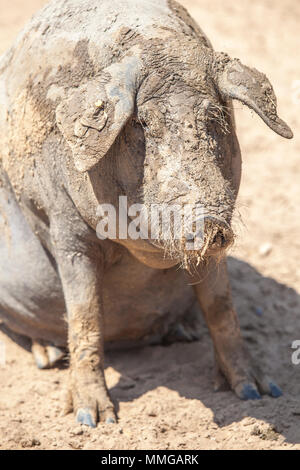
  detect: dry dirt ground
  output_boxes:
[0,0,299,451]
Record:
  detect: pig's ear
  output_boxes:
[56,57,140,172]
[213,52,293,139]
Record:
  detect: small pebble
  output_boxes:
[259,242,272,257]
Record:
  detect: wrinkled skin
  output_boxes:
[0,0,292,426]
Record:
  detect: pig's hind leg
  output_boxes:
[0,167,67,354]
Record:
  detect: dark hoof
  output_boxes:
[241,384,262,400]
[269,382,283,398]
[76,408,96,428]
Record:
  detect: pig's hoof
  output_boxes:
[73,400,116,428]
[32,340,65,369]
[215,362,282,400]
[76,408,97,428]
[65,370,117,427]
[268,382,283,398]
[234,377,282,401]
[78,402,116,427]
[235,383,262,400]
[75,408,116,427]
[77,412,116,426]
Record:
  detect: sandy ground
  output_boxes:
[0,0,299,450]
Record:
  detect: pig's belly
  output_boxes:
[103,251,195,346]
[0,175,194,346]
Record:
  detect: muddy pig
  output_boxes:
[0,0,293,426]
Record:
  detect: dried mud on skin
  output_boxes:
[0,0,300,450]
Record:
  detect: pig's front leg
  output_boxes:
[50,214,115,427]
[192,258,282,400]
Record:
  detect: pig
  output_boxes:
[0,0,293,427]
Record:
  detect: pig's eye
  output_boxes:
[139,117,148,128]
[132,116,148,129]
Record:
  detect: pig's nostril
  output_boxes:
[184,218,233,252]
[212,230,232,249]
[213,231,225,246]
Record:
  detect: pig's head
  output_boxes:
[56,41,293,269]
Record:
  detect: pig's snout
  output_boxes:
[210,220,234,250]
[185,216,234,254]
